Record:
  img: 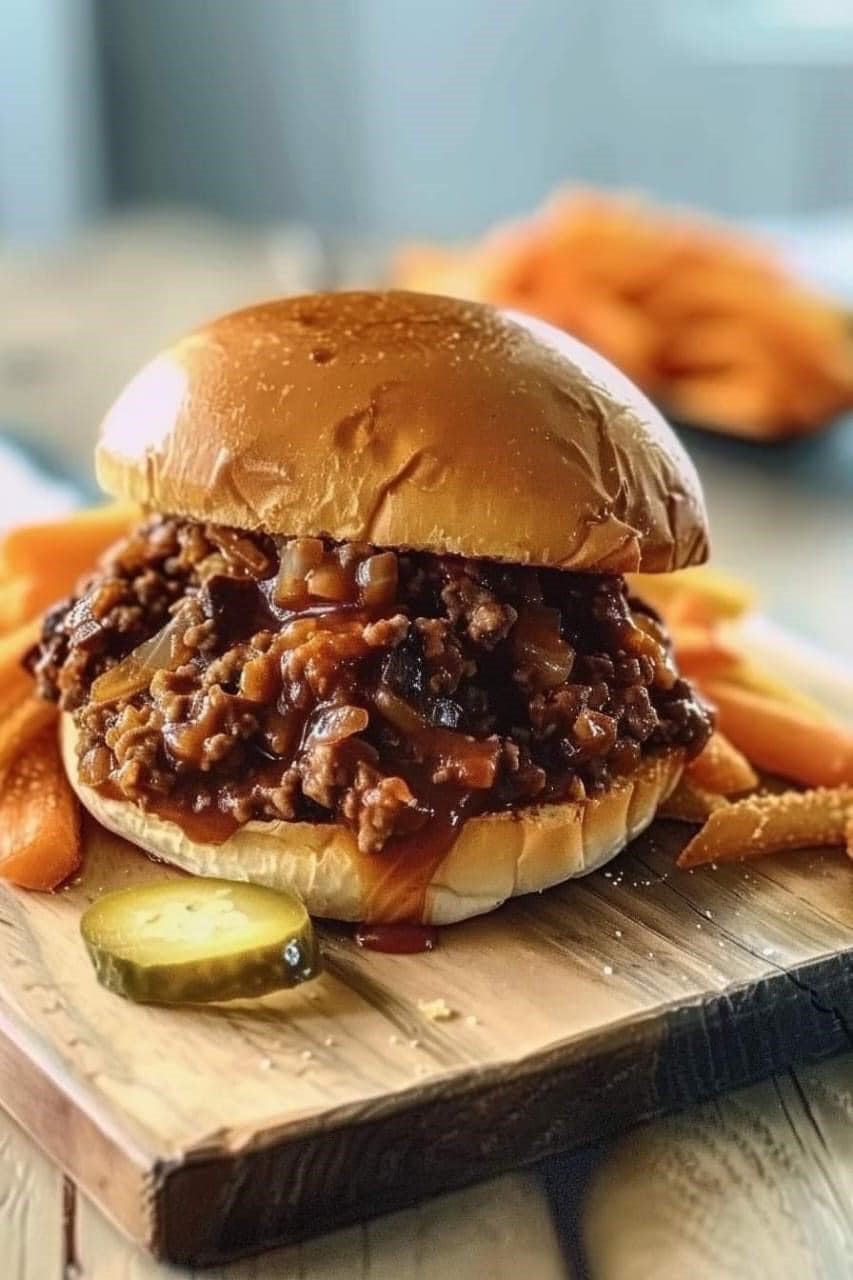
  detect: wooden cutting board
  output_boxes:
[0,802,852,1266]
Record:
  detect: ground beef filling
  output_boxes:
[30,518,712,854]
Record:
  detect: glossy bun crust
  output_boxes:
[62,718,683,925]
[96,291,708,573]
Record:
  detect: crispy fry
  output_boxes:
[659,777,730,824]
[0,618,40,714]
[669,624,740,679]
[0,576,35,634]
[0,723,81,891]
[686,731,758,795]
[0,501,137,576]
[701,679,853,788]
[717,659,832,722]
[677,786,853,869]
[628,568,755,622]
[0,502,137,626]
[0,617,40,673]
[847,812,853,860]
[0,696,57,777]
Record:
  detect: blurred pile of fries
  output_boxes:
[629,566,853,868]
[0,506,850,891]
[397,189,853,439]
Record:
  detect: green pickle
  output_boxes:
[80,878,320,1004]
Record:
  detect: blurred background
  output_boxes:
[0,0,851,649]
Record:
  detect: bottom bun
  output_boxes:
[61,716,683,925]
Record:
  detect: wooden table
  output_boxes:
[1,218,851,1277]
[4,1053,853,1278]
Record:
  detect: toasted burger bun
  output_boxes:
[96,291,708,574]
[62,717,683,925]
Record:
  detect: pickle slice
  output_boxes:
[80,878,320,1004]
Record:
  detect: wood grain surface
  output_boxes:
[0,1103,566,1280]
[0,803,851,1265]
[582,1051,853,1280]
[6,1032,853,1279]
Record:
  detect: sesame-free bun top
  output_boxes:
[96,291,708,572]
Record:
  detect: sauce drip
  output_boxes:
[354,923,438,953]
[355,774,486,924]
[97,781,242,846]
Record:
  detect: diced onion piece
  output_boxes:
[375,685,430,733]
[307,560,356,602]
[207,527,272,576]
[239,654,279,704]
[304,704,370,747]
[90,605,194,704]
[280,617,319,648]
[627,610,678,688]
[511,606,574,689]
[417,727,500,789]
[572,709,617,755]
[357,551,399,607]
[275,538,325,602]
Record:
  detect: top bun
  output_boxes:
[96,291,708,572]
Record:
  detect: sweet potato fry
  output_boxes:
[0,617,40,672]
[669,625,740,679]
[0,618,40,716]
[0,503,137,625]
[0,576,35,634]
[701,679,853,788]
[0,501,137,577]
[628,569,754,623]
[677,786,853,869]
[659,777,730,824]
[0,696,57,777]
[686,732,758,795]
[718,659,832,722]
[0,723,81,891]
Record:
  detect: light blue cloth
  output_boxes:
[0,435,80,533]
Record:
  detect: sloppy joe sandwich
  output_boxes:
[29,291,712,924]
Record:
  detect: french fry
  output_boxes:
[0,696,57,778]
[628,569,755,623]
[701,679,853,789]
[0,501,137,577]
[669,625,740,679]
[686,732,758,795]
[677,786,853,869]
[0,617,40,673]
[0,618,40,716]
[0,503,137,626]
[847,812,853,860]
[0,723,81,891]
[718,659,832,722]
[659,777,730,824]
[0,576,35,634]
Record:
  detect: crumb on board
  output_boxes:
[417,997,456,1021]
